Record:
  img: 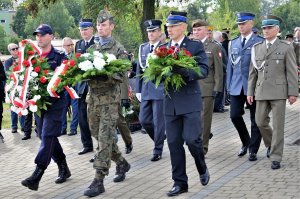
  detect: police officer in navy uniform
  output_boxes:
[75,19,95,155]
[135,19,166,161]
[164,11,210,197]
[21,24,71,191]
[227,12,264,161]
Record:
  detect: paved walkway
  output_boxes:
[0,99,299,199]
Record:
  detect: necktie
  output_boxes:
[267,42,272,51]
[150,45,154,53]
[241,37,246,48]
[85,41,89,48]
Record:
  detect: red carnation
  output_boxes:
[63,60,68,64]
[31,59,37,65]
[21,40,27,46]
[40,76,47,84]
[12,66,19,72]
[28,50,34,55]
[183,49,192,57]
[22,60,30,67]
[43,70,49,75]
[75,53,81,58]
[69,60,75,67]
[34,66,41,73]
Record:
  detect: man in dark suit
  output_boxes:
[164,11,210,197]
[135,19,165,161]
[75,19,95,155]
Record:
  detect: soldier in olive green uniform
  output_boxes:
[192,20,223,155]
[83,10,130,197]
[247,15,298,170]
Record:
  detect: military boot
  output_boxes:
[83,179,105,197]
[55,159,71,184]
[21,166,44,191]
[113,159,131,182]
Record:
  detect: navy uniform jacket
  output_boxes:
[164,36,208,115]
[4,57,16,71]
[227,34,264,96]
[75,37,95,95]
[136,42,164,100]
[36,46,67,137]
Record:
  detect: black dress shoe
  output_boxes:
[141,128,147,134]
[11,128,17,133]
[167,185,188,197]
[248,153,257,161]
[150,154,161,162]
[22,135,31,140]
[68,130,77,136]
[89,157,95,163]
[200,168,210,186]
[78,148,93,155]
[271,161,281,170]
[125,143,133,154]
[267,147,271,158]
[209,133,213,139]
[238,146,248,156]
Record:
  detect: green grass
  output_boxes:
[2,103,11,129]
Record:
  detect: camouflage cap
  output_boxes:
[97,10,114,23]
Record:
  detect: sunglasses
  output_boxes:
[10,47,19,51]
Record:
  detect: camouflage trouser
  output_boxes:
[87,96,125,179]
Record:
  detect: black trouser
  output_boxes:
[165,112,207,187]
[230,93,262,153]
[78,86,93,149]
[0,90,3,131]
[23,112,33,137]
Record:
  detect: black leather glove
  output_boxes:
[172,65,189,76]
[121,99,131,109]
[91,74,108,81]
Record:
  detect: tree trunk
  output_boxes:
[140,0,155,42]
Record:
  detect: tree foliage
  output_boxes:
[272,0,300,35]
[24,1,75,39]
[0,25,7,54]
[0,0,13,9]
[11,4,30,38]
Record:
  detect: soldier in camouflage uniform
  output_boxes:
[83,10,130,197]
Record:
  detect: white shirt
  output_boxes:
[241,32,253,46]
[171,36,185,47]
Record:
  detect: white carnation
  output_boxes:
[93,57,106,70]
[17,85,23,92]
[106,53,117,63]
[33,85,39,90]
[29,105,38,112]
[78,60,94,71]
[33,95,41,100]
[19,75,24,81]
[21,109,28,116]
[31,72,38,77]
[82,53,91,58]
[93,51,103,58]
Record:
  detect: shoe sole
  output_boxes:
[55,173,71,184]
[83,189,105,197]
[21,181,38,191]
[167,189,188,197]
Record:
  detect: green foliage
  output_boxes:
[63,0,83,26]
[24,1,76,39]
[0,0,13,9]
[0,26,7,55]
[11,4,30,39]
[272,0,300,35]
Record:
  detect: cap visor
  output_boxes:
[261,24,276,28]
[146,27,159,31]
[33,31,46,35]
[166,22,184,27]
[236,20,250,24]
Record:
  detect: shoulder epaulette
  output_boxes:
[191,38,201,42]
[280,40,291,45]
[253,40,264,47]
[211,40,220,45]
